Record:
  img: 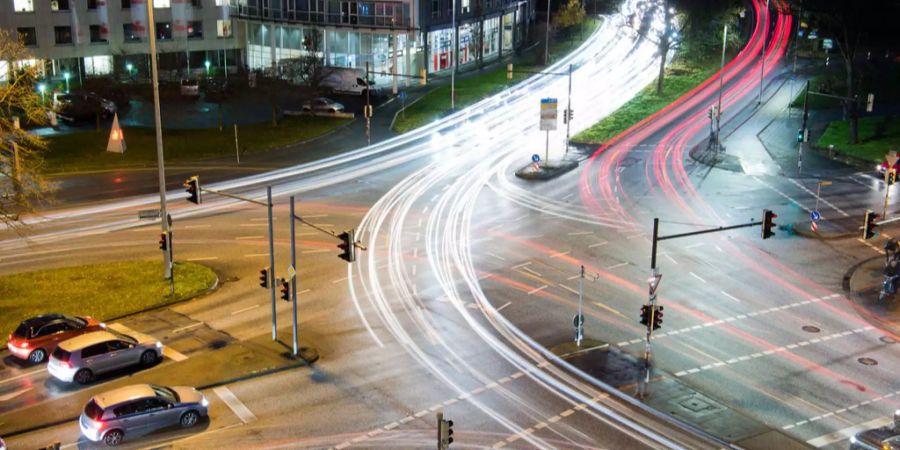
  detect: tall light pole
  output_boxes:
[38,83,46,104]
[716,24,727,152]
[63,71,70,93]
[451,0,456,110]
[205,60,211,78]
[544,0,551,65]
[758,0,769,104]
[147,0,172,280]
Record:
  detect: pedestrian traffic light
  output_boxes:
[651,305,664,330]
[158,232,168,251]
[439,418,454,449]
[639,304,651,327]
[280,278,290,301]
[259,267,269,289]
[338,230,355,263]
[762,209,777,239]
[184,176,201,205]
[507,63,514,80]
[864,210,879,240]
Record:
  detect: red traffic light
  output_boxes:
[280,279,290,301]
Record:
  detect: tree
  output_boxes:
[0,30,49,228]
[552,0,586,31]
[279,30,335,100]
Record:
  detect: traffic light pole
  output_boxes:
[565,63,573,154]
[268,187,276,341]
[147,0,171,281]
[289,196,299,357]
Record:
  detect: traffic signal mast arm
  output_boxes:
[292,213,368,252]
[656,219,765,241]
[198,186,270,207]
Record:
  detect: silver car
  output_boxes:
[48,330,162,384]
[301,97,345,114]
[80,384,208,446]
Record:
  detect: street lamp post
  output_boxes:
[63,71,70,93]
[758,0,769,104]
[451,0,456,110]
[544,0,551,65]
[126,62,134,79]
[38,83,46,104]
[204,60,211,78]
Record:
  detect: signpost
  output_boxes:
[540,98,558,163]
[885,152,898,219]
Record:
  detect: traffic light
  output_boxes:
[796,128,804,143]
[864,210,879,240]
[280,278,290,301]
[259,267,269,289]
[762,209,777,239]
[651,305,664,330]
[158,232,168,251]
[507,63,513,80]
[439,418,454,449]
[563,108,573,124]
[184,176,201,205]
[639,304,651,327]
[889,170,896,186]
[338,230,355,263]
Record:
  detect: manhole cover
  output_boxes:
[802,325,821,333]
[880,336,898,344]
[858,357,878,366]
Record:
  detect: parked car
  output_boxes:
[301,97,345,114]
[48,330,162,384]
[0,435,5,450]
[80,384,208,446]
[849,411,900,450]
[55,93,117,122]
[180,79,200,97]
[321,67,379,96]
[7,313,103,364]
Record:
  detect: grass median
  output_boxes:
[0,260,217,341]
[44,116,350,173]
[817,116,900,162]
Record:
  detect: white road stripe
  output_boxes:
[186,257,218,262]
[163,347,188,362]
[213,386,257,423]
[606,262,628,270]
[689,272,707,283]
[496,301,512,312]
[527,285,548,295]
[243,253,268,257]
[805,417,892,447]
[231,304,260,315]
[172,322,203,333]
[788,179,850,217]
[588,241,608,248]
[720,291,742,302]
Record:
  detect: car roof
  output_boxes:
[92,384,156,409]
[20,313,69,328]
[59,330,120,351]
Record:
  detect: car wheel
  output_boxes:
[103,429,124,446]
[140,350,158,367]
[28,348,46,364]
[74,369,93,385]
[329,108,337,114]
[180,410,201,428]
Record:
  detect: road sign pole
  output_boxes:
[577,264,584,346]
[884,171,892,221]
[268,186,277,341]
[565,63,573,153]
[290,196,299,357]
[545,130,549,163]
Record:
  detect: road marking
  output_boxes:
[527,285,548,295]
[186,257,218,262]
[788,179,850,217]
[231,304,259,315]
[663,253,678,264]
[804,416,892,447]
[163,347,188,362]
[558,284,579,295]
[487,252,507,261]
[512,262,532,269]
[566,274,581,280]
[496,301,512,312]
[243,253,268,257]
[720,291,742,303]
[183,224,211,229]
[302,249,330,254]
[239,223,268,227]
[0,386,34,402]
[213,386,257,423]
[550,250,571,258]
[689,272,707,283]
[172,322,203,333]
[235,236,263,240]
[567,231,593,236]
[753,177,813,213]
[0,367,47,385]
[302,214,329,218]
[593,302,626,318]
[250,217,274,221]
[521,266,542,277]
[684,242,705,249]
[857,238,886,255]
[606,262,628,270]
[299,288,311,295]
[625,233,644,240]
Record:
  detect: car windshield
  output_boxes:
[69,317,86,328]
[151,385,179,402]
[13,323,32,338]
[84,400,104,420]
[52,347,71,362]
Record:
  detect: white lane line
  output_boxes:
[625,234,644,240]
[250,217,274,221]
[299,288,311,295]
[239,223,268,227]
[558,284,579,295]
[231,304,260,315]
[183,224,211,229]
[588,241,608,248]
[606,262,628,270]
[496,301,512,312]
[487,252,507,261]
[0,368,46,386]
[689,272,707,283]
[0,386,34,402]
[302,249,330,254]
[805,416,892,447]
[684,242,704,249]
[235,236,263,240]
[213,386,257,423]
[550,250,571,258]
[788,179,850,217]
[720,291,742,303]
[753,177,813,213]
[568,231,593,236]
[302,214,329,218]
[186,257,218,262]
[527,285,548,295]
[512,262,532,269]
[172,322,203,334]
[663,253,678,264]
[163,347,188,362]
[243,253,268,257]
[566,274,580,280]
[521,266,542,277]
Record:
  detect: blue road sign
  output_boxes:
[811,210,821,221]
[532,154,541,163]
[398,91,407,100]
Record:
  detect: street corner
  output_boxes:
[688,144,744,173]
[846,256,900,337]
[790,216,859,240]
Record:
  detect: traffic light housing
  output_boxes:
[796,128,804,143]
[280,278,290,301]
[158,232,168,251]
[762,209,777,239]
[439,418,454,449]
[864,210,879,240]
[563,108,573,124]
[651,305,664,330]
[259,267,269,289]
[338,230,355,263]
[889,170,896,186]
[507,63,513,80]
[184,176,201,205]
[639,304,651,327]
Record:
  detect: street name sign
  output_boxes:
[540,98,558,131]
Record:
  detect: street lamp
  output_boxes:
[63,71,70,93]
[126,62,134,79]
[38,83,46,104]
[204,60,211,77]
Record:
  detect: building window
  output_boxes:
[84,55,113,74]
[191,0,201,6]
[156,22,172,39]
[121,0,130,7]
[214,0,226,5]
[216,19,232,37]
[188,21,203,38]
[123,23,141,41]
[432,0,438,17]
[87,0,96,8]
[17,28,38,46]
[155,0,169,6]
[14,0,34,12]
[51,0,70,10]
[89,25,107,42]
[461,0,468,13]
[54,26,73,44]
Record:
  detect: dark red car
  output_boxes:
[7,314,103,364]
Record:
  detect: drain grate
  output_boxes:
[858,357,878,366]
[802,325,821,333]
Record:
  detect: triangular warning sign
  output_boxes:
[106,112,126,154]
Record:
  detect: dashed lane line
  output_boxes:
[186,257,218,262]
[803,415,894,447]
[606,262,628,270]
[588,241,608,248]
[689,271,707,283]
[720,291,742,303]
[615,294,840,347]
[527,285,548,295]
[213,386,257,424]
[753,177,813,213]
[787,179,850,217]
[491,396,607,447]
[673,326,875,377]
[230,304,259,315]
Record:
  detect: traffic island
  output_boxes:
[845,256,900,337]
[790,216,861,240]
[515,159,579,180]
[0,260,217,339]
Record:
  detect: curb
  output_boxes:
[789,221,857,240]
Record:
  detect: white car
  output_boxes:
[301,97,345,114]
[48,330,162,384]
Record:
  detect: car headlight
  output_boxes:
[850,435,857,444]
[155,341,163,349]
[201,396,209,407]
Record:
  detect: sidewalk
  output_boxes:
[846,256,900,338]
